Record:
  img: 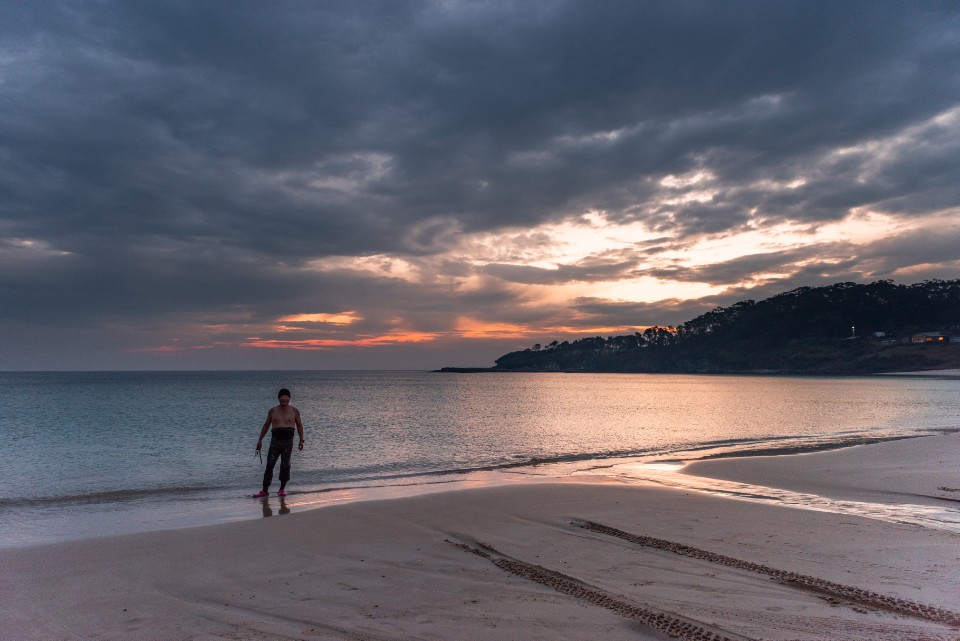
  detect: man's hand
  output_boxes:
[256,440,262,451]
[298,440,304,451]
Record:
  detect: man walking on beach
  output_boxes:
[256,388,305,497]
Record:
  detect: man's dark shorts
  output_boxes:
[263,428,295,489]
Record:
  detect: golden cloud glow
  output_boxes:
[278,311,362,325]
[454,318,530,339]
[539,324,651,335]
[243,330,438,350]
[151,146,955,359]
[132,345,216,353]
[455,316,648,340]
[305,255,423,283]
[582,279,723,303]
[890,260,960,279]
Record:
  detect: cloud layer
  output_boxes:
[1,1,959,369]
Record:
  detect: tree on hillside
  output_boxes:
[490,279,960,373]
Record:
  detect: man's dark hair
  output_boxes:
[278,388,291,399]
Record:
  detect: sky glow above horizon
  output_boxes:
[1,1,959,370]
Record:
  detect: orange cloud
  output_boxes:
[455,316,649,340]
[243,330,438,350]
[541,324,651,336]
[278,312,361,325]
[132,345,216,353]
[454,318,530,339]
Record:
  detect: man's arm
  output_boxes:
[256,410,273,450]
[296,409,305,451]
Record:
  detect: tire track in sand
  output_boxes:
[574,519,960,628]
[448,538,753,641]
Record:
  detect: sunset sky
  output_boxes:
[2,1,959,370]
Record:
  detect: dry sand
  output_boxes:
[2,434,959,641]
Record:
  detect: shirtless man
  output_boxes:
[255,388,305,497]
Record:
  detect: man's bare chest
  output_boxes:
[272,407,297,427]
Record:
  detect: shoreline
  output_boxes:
[879,367,960,377]
[439,366,960,377]
[3,434,959,640]
[2,427,954,550]
[4,427,950,550]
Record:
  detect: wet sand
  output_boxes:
[2,434,959,640]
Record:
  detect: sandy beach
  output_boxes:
[3,434,959,641]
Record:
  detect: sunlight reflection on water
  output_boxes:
[2,371,958,546]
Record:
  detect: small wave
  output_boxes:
[300,430,942,488]
[6,430,945,512]
[479,431,931,475]
[299,448,664,486]
[690,433,926,462]
[0,485,221,509]
[472,450,656,472]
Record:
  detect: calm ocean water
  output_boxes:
[1,370,958,547]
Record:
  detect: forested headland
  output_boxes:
[443,280,960,374]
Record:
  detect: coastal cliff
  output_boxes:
[442,280,960,374]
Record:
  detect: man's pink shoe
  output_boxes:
[255,490,268,498]
[277,489,287,497]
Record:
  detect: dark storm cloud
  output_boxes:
[569,296,712,329]
[859,225,960,276]
[480,257,637,285]
[1,0,958,367]
[639,246,847,286]
[639,225,960,291]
